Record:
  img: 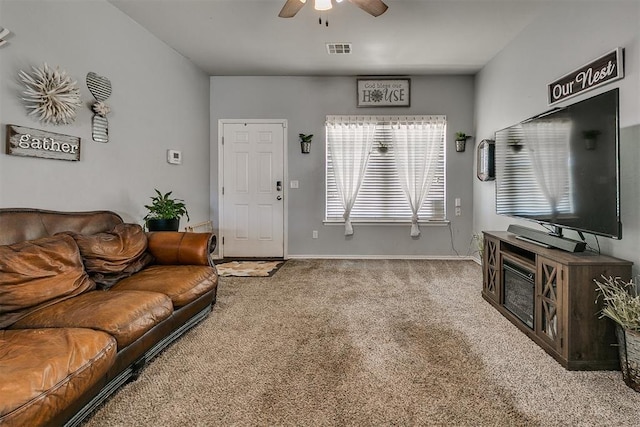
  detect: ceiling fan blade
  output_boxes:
[279,0,306,18]
[349,0,389,17]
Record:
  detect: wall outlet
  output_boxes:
[455,207,462,216]
[312,230,318,239]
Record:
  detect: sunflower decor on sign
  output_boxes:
[357,78,410,107]
[19,63,81,125]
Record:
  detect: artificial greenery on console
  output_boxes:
[143,189,190,222]
[594,275,640,331]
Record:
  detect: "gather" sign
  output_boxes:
[6,124,81,161]
[548,48,624,105]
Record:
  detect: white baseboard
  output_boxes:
[285,255,476,261]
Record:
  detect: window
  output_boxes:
[325,115,446,224]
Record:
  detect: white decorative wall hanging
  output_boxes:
[86,72,112,143]
[0,27,10,48]
[19,63,81,125]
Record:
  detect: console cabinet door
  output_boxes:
[536,256,565,352]
[483,234,500,303]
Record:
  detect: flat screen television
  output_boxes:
[495,88,621,244]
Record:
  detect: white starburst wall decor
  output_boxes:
[19,63,82,125]
[0,27,10,48]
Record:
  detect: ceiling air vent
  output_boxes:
[326,43,352,55]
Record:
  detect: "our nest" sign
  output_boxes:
[548,48,624,105]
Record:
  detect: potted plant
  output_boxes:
[299,133,313,154]
[508,137,523,152]
[377,141,389,153]
[455,132,471,152]
[594,275,640,392]
[143,189,190,231]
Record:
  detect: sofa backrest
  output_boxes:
[0,208,124,245]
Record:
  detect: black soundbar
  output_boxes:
[507,224,586,253]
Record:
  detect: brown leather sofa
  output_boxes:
[0,208,218,427]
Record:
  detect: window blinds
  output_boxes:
[326,115,446,222]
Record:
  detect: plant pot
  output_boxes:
[146,218,180,231]
[584,138,597,150]
[455,140,466,152]
[301,141,311,154]
[616,325,640,392]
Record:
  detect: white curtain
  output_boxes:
[390,116,446,236]
[326,117,377,235]
[522,118,573,221]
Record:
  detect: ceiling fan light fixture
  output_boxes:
[314,0,332,11]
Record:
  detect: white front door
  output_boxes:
[221,121,285,258]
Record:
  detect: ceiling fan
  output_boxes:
[278,0,389,19]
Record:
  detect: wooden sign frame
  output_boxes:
[548,48,624,105]
[6,124,81,161]
[357,78,411,107]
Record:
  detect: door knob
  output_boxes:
[277,195,282,200]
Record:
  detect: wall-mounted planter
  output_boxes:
[299,133,313,154]
[454,132,471,153]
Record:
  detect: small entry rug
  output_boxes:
[215,260,285,277]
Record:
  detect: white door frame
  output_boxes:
[217,119,288,259]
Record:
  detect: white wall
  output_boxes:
[473,1,640,272]
[0,0,210,227]
[211,75,476,257]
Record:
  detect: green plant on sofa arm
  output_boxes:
[143,189,190,232]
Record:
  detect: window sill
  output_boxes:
[323,220,450,226]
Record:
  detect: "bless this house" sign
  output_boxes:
[357,78,410,107]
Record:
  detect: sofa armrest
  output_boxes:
[146,232,216,266]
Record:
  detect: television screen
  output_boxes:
[495,88,621,239]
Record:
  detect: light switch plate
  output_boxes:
[167,149,182,165]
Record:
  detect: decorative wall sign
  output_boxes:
[18,63,81,125]
[6,124,81,161]
[548,48,623,105]
[357,78,410,107]
[86,72,112,143]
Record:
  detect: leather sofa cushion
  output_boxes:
[9,290,173,349]
[111,265,218,308]
[0,234,95,329]
[0,328,116,427]
[62,223,154,289]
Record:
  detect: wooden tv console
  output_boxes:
[482,231,632,370]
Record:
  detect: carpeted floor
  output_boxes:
[83,260,640,426]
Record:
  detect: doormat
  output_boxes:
[215,260,285,277]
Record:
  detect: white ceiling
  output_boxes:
[108,0,548,76]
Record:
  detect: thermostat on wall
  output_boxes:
[167,149,182,165]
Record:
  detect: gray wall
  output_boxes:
[211,75,475,257]
[473,1,640,273]
[0,0,211,226]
